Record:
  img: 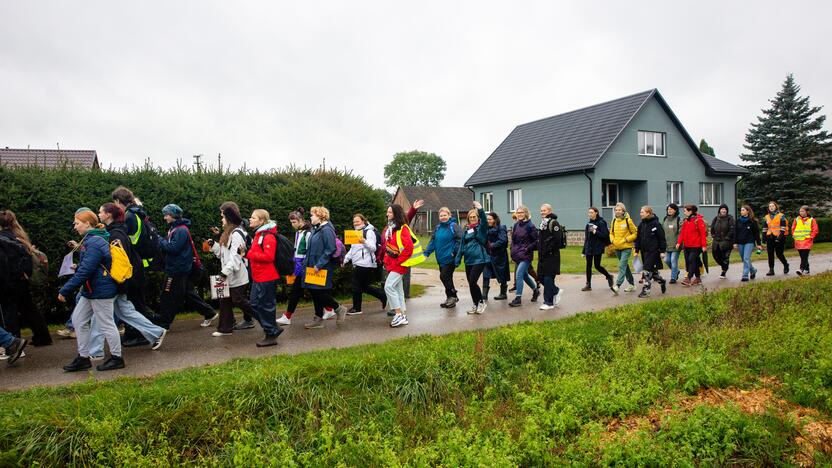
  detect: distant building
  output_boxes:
[0,147,100,170]
[392,186,474,233]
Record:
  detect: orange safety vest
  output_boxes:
[764,213,789,237]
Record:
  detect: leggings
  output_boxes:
[766,240,789,270]
[465,264,486,304]
[286,279,304,314]
[585,254,612,285]
[798,249,810,272]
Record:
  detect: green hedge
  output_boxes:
[0,164,387,320]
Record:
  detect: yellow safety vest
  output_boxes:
[129,212,153,268]
[396,224,425,266]
[793,217,813,241]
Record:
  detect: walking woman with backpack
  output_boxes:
[455,201,491,314]
[59,209,124,372]
[581,207,614,292]
[277,208,312,326]
[244,209,283,346]
[483,211,510,301]
[662,204,682,284]
[734,205,762,282]
[633,206,667,298]
[609,202,638,294]
[762,201,791,276]
[792,205,819,276]
[384,204,423,327]
[344,213,387,315]
[676,204,708,286]
[509,205,540,307]
[710,204,736,279]
[423,206,461,308]
[208,202,255,337]
[302,206,347,329]
[537,204,565,309]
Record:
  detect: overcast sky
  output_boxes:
[1,1,830,189]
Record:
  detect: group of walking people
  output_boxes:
[0,191,822,370]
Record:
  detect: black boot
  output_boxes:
[508,297,522,307]
[494,284,508,300]
[581,283,592,291]
[63,355,92,372]
[531,287,541,302]
[97,355,125,371]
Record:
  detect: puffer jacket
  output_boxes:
[247,223,279,283]
[210,226,250,288]
[424,218,461,267]
[710,205,735,251]
[59,230,117,299]
[158,218,197,276]
[456,208,490,266]
[485,224,510,283]
[609,215,638,250]
[678,214,708,249]
[634,214,667,271]
[510,219,538,263]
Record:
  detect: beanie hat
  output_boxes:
[162,204,184,218]
[75,209,100,227]
[75,207,93,215]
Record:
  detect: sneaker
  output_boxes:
[476,301,487,315]
[607,276,615,290]
[256,335,278,347]
[57,328,76,338]
[612,284,620,296]
[638,290,650,298]
[508,297,522,308]
[63,355,92,372]
[539,304,554,310]
[804,270,811,276]
[719,271,727,279]
[335,305,347,322]
[660,281,667,294]
[212,331,232,337]
[741,277,749,282]
[680,278,691,286]
[233,320,256,330]
[4,338,27,366]
[0,348,6,360]
[96,355,125,371]
[691,278,702,286]
[390,314,408,327]
[531,288,541,302]
[581,284,592,292]
[441,297,458,308]
[305,317,325,329]
[122,337,150,347]
[554,290,563,306]
[151,329,167,350]
[201,313,219,328]
[766,269,775,277]
[623,285,635,293]
[784,264,790,275]
[346,307,363,316]
[277,314,292,326]
[322,310,336,320]
[751,269,757,280]
[669,279,677,284]
[466,304,478,315]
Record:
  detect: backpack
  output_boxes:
[103,239,133,284]
[332,236,346,265]
[128,207,162,266]
[363,225,384,265]
[0,235,31,286]
[28,248,49,288]
[262,231,296,276]
[542,218,567,253]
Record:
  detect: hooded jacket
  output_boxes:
[247,223,279,283]
[486,224,510,282]
[510,219,538,263]
[59,230,117,299]
[710,204,735,251]
[735,216,761,245]
[210,226,250,288]
[455,208,490,267]
[424,218,461,267]
[303,221,336,289]
[158,218,197,276]
[610,214,638,250]
[634,214,667,271]
[583,215,610,256]
[537,213,562,276]
[345,223,379,268]
[678,213,708,249]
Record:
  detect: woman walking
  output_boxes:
[277,208,312,326]
[762,201,790,276]
[483,212,510,301]
[423,207,461,308]
[792,206,819,276]
[734,205,762,282]
[633,206,667,298]
[244,209,283,346]
[509,205,540,307]
[710,204,736,279]
[455,201,490,314]
[609,202,638,294]
[344,213,387,315]
[676,204,708,286]
[662,204,682,284]
[537,204,564,309]
[302,207,346,329]
[581,207,614,292]
[384,204,423,327]
[59,209,124,372]
[208,202,254,336]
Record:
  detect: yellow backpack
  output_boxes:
[103,239,133,284]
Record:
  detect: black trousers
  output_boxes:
[712,244,733,273]
[465,264,486,304]
[766,240,789,270]
[585,254,612,285]
[798,249,810,272]
[439,264,458,299]
[403,267,411,299]
[286,279,304,314]
[217,285,254,333]
[310,289,339,318]
[351,266,386,311]
[156,274,215,329]
[684,248,702,279]
[14,282,52,345]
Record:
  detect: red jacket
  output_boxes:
[677,214,708,249]
[246,226,279,283]
[383,225,414,275]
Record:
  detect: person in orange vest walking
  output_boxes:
[762,201,790,276]
[792,205,819,276]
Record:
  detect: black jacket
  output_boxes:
[583,216,610,256]
[735,217,761,245]
[537,214,562,276]
[710,208,735,251]
[634,215,667,271]
[106,222,140,294]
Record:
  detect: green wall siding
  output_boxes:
[473,173,591,227]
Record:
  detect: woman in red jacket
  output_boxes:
[244,209,282,347]
[675,204,708,286]
[384,204,414,328]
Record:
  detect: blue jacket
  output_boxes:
[424,218,461,267]
[583,216,611,256]
[455,208,490,266]
[485,224,510,282]
[59,232,117,299]
[302,222,337,290]
[159,218,196,276]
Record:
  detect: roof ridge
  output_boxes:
[515,89,656,129]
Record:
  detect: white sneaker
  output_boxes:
[57,328,76,338]
[466,304,478,315]
[0,348,6,360]
[151,329,167,350]
[554,290,563,306]
[322,310,336,320]
[211,331,231,337]
[277,315,292,326]
[335,305,347,323]
[476,301,487,314]
[623,285,635,293]
[390,314,408,327]
[539,304,555,310]
[612,284,620,296]
[201,313,219,327]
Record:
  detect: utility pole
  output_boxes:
[193,154,203,172]
[217,153,222,173]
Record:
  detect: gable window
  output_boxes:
[602,182,619,208]
[667,181,683,205]
[481,192,493,212]
[638,131,666,156]
[699,182,723,206]
[507,189,522,212]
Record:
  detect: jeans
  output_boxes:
[351,266,386,311]
[0,325,14,349]
[514,260,537,296]
[738,243,757,279]
[438,264,458,299]
[251,280,279,336]
[584,254,612,285]
[73,296,120,358]
[465,263,486,304]
[615,249,635,287]
[798,249,810,272]
[384,271,406,312]
[542,275,559,306]
[664,251,680,281]
[218,285,254,333]
[90,294,165,356]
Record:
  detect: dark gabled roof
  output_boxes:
[395,186,473,211]
[0,148,99,169]
[466,89,746,185]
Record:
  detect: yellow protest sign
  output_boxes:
[284,274,296,285]
[304,267,328,286]
[344,230,363,245]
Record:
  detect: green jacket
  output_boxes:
[662,215,681,252]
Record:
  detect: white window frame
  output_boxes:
[481,192,493,212]
[699,182,723,206]
[602,182,620,208]
[638,131,666,157]
[667,181,683,205]
[507,188,522,213]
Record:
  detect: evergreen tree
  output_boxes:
[740,74,832,215]
[698,138,716,156]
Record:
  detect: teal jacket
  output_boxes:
[455,208,490,266]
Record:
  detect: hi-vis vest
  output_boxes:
[793,217,814,241]
[129,214,153,268]
[396,224,425,267]
[764,213,789,237]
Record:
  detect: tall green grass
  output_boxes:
[2,274,832,465]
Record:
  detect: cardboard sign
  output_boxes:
[285,274,296,285]
[210,275,228,300]
[304,267,328,286]
[344,230,363,245]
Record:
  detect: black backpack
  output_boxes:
[543,218,568,252]
[0,235,32,287]
[362,225,384,264]
[261,232,295,276]
[128,206,162,265]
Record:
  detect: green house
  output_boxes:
[465,89,747,237]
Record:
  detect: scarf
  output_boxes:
[86,228,110,242]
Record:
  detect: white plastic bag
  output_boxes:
[632,255,644,274]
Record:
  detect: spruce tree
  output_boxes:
[699,138,716,156]
[740,74,832,215]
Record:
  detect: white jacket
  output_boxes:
[344,224,378,268]
[210,227,250,288]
